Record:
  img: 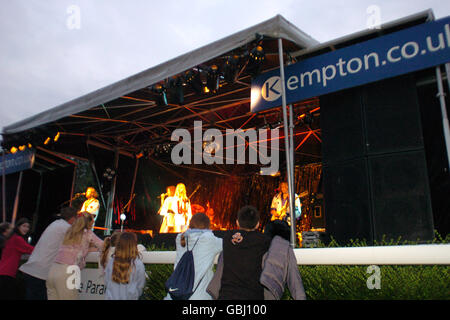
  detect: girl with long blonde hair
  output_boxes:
[174,183,192,232]
[99,230,121,274]
[104,232,146,300]
[46,212,103,300]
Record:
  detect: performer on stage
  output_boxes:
[158,185,176,233]
[80,187,100,228]
[270,182,301,225]
[173,183,192,233]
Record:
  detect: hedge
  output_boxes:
[140,232,450,300]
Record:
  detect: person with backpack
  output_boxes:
[164,212,222,300]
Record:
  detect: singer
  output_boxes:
[158,183,191,233]
[173,183,192,233]
[158,185,176,233]
[80,187,100,228]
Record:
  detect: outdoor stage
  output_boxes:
[1,11,448,246]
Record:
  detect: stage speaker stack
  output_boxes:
[320,74,434,245]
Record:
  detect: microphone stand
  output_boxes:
[120,194,135,232]
[59,193,84,208]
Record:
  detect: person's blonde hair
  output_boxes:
[100,231,121,269]
[62,212,94,245]
[112,232,140,284]
[175,183,188,201]
[86,187,99,198]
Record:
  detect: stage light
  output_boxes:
[297,111,314,126]
[206,65,220,94]
[27,143,32,149]
[152,83,168,106]
[103,168,116,181]
[250,45,265,62]
[261,115,270,129]
[54,132,60,142]
[260,168,279,176]
[167,76,185,105]
[223,55,240,83]
[44,137,51,145]
[136,151,144,159]
[185,69,204,95]
[120,213,126,231]
[304,112,313,125]
[247,45,265,77]
[18,145,26,151]
[10,146,18,154]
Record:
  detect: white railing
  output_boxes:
[85,244,450,265]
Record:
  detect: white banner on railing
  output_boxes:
[85,244,450,266]
[79,268,106,300]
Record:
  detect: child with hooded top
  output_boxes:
[164,212,222,300]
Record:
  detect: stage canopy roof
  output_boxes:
[1,11,434,174]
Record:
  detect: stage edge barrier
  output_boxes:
[82,244,450,265]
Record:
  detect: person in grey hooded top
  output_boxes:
[260,220,306,300]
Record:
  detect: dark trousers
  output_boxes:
[0,275,20,300]
[23,273,48,300]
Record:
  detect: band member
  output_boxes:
[173,183,192,233]
[270,182,301,225]
[80,187,100,227]
[158,186,176,233]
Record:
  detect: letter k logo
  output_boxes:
[261,76,282,102]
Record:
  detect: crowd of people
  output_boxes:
[0,195,306,300]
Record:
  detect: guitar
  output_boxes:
[270,191,308,222]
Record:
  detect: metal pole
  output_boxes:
[69,165,77,207]
[104,149,119,236]
[2,152,6,222]
[445,63,450,93]
[11,171,23,225]
[288,103,296,238]
[286,62,296,218]
[278,38,296,248]
[31,172,43,235]
[435,66,450,170]
[129,157,139,209]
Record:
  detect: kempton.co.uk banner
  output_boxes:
[251,15,450,112]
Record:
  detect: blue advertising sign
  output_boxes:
[0,149,35,175]
[251,16,450,112]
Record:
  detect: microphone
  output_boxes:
[75,192,86,196]
[157,193,167,199]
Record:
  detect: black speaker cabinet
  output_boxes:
[323,159,373,243]
[369,150,434,242]
[321,74,434,244]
